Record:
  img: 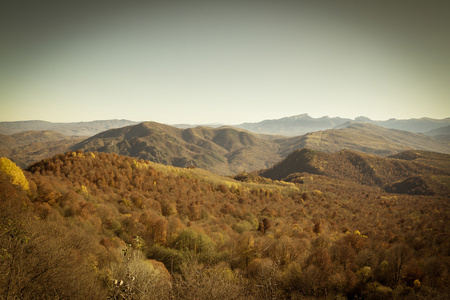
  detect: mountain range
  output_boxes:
[277,122,450,157]
[235,114,450,136]
[71,121,450,175]
[1,115,449,138]
[0,119,137,136]
[1,115,449,173]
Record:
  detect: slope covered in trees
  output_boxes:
[1,151,449,299]
[259,148,450,196]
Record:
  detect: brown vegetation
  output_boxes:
[0,150,449,299]
[259,148,450,196]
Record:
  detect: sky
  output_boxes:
[1,0,449,125]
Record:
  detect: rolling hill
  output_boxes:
[71,122,281,174]
[425,125,450,141]
[69,121,450,175]
[259,148,450,196]
[0,131,85,168]
[277,122,450,157]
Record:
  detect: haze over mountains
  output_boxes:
[0,119,137,136]
[235,114,450,136]
[425,125,450,141]
[1,115,449,137]
[276,122,450,157]
[1,115,449,173]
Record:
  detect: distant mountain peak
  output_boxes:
[286,113,311,120]
[355,116,372,122]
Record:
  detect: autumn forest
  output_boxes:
[1,146,449,299]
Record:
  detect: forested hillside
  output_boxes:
[259,148,450,196]
[1,151,449,299]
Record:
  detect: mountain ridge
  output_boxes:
[258,148,450,196]
[276,122,450,157]
[70,121,450,175]
[236,114,450,136]
[3,115,448,138]
[72,122,281,174]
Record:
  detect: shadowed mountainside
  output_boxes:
[388,150,450,170]
[70,122,450,175]
[259,148,450,196]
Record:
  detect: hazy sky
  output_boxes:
[1,0,449,124]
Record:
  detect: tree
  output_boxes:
[236,232,255,271]
[387,243,412,285]
[109,247,171,299]
[0,157,29,191]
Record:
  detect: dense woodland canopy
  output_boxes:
[0,150,449,299]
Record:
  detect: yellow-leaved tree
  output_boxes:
[0,157,29,191]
